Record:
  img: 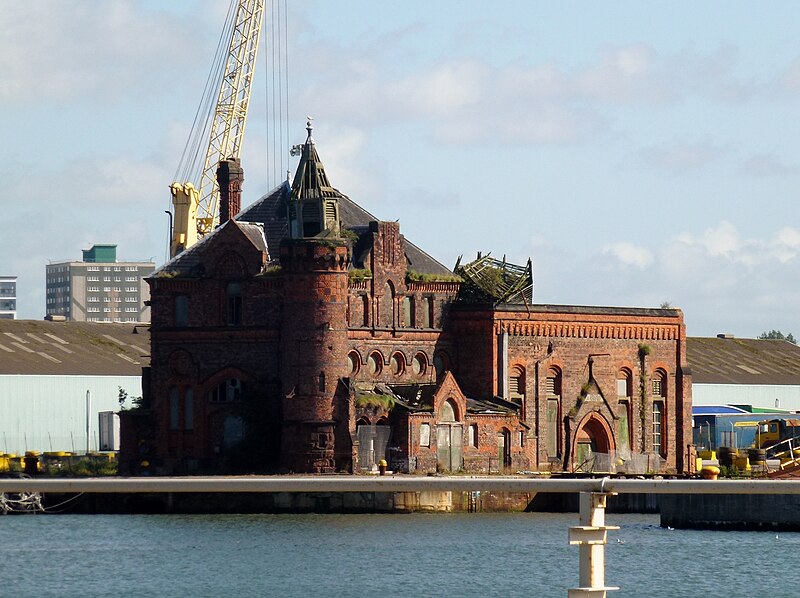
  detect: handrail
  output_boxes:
[3,476,800,494]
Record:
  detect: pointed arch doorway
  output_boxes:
[574,413,614,472]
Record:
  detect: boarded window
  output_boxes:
[468,424,478,448]
[546,398,559,457]
[420,423,431,447]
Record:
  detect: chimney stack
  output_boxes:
[217,158,244,225]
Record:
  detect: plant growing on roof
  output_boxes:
[348,268,372,283]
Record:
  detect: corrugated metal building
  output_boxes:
[0,319,148,454]
[687,335,800,411]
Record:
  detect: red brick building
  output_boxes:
[122,123,692,475]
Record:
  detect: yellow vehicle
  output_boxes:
[756,418,800,449]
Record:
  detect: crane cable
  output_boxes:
[264,0,289,190]
[173,1,238,185]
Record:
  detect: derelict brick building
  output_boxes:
[123,124,692,475]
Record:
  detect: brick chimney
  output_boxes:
[217,158,244,225]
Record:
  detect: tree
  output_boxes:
[758,330,796,344]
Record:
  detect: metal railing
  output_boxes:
[4,476,800,597]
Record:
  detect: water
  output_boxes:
[1,512,796,597]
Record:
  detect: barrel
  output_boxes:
[718,447,738,467]
[748,448,767,466]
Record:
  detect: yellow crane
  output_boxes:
[170,0,265,257]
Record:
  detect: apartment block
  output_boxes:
[0,276,17,319]
[46,244,155,322]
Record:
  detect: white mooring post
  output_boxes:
[568,491,620,597]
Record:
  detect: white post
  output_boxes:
[568,491,619,597]
[86,390,91,454]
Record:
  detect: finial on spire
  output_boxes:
[306,116,314,143]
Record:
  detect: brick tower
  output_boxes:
[279,121,351,473]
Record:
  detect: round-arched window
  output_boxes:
[411,352,427,376]
[440,399,457,422]
[348,351,361,376]
[367,352,383,375]
[390,352,405,376]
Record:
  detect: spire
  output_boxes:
[288,118,341,238]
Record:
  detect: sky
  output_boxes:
[3,1,800,338]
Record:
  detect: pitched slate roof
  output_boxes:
[687,337,800,385]
[154,220,267,278]
[237,182,453,276]
[0,320,149,376]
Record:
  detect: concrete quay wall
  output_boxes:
[660,494,800,530]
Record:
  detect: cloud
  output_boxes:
[639,142,725,173]
[0,2,198,104]
[740,154,798,177]
[602,242,653,269]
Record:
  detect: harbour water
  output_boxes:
[1,512,797,597]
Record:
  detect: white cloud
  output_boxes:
[740,154,798,177]
[602,242,653,269]
[640,142,724,173]
[0,2,199,104]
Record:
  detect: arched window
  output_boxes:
[652,369,667,457]
[348,351,361,377]
[652,370,667,398]
[411,352,427,377]
[367,352,383,376]
[617,369,633,399]
[381,281,394,328]
[509,365,526,405]
[616,368,633,450]
[440,399,458,422]
[545,366,562,458]
[390,352,405,376]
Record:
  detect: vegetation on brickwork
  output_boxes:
[156,270,179,278]
[340,228,360,243]
[348,268,372,283]
[406,270,463,283]
[638,345,650,447]
[355,393,396,411]
[262,265,282,276]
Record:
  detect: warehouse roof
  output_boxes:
[0,320,149,376]
[687,336,800,385]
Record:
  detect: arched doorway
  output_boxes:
[436,399,462,472]
[497,428,511,472]
[574,413,614,472]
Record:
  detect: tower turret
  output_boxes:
[280,124,351,473]
[288,119,342,238]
